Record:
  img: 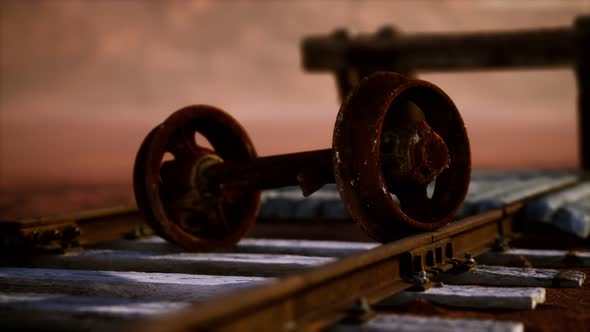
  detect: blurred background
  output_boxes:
[1,0,588,218]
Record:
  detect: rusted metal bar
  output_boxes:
[303,26,575,73]
[129,173,581,331]
[0,206,143,253]
[302,16,590,169]
[206,149,334,194]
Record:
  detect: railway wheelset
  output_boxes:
[133,72,471,250]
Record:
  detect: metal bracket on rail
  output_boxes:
[0,221,81,253]
[403,240,478,290]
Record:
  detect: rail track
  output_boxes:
[2,16,590,332]
[1,171,588,331]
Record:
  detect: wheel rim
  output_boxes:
[333,72,471,242]
[133,105,260,250]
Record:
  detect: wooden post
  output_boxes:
[576,16,590,170]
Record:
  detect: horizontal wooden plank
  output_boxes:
[247,223,375,242]
[257,172,578,221]
[0,292,189,317]
[478,249,590,268]
[89,237,183,253]
[130,212,509,332]
[5,250,335,277]
[455,173,578,218]
[0,312,131,332]
[524,182,590,222]
[330,314,523,332]
[0,292,187,332]
[437,265,586,288]
[0,313,125,332]
[473,175,578,213]
[0,267,270,302]
[260,187,346,219]
[91,237,378,257]
[379,285,546,310]
[554,197,590,238]
[236,238,378,257]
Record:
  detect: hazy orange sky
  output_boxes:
[1,1,589,188]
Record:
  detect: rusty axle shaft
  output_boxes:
[205,123,450,198]
[206,149,334,196]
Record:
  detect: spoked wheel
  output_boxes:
[333,72,471,242]
[133,105,260,250]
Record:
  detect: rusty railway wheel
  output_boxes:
[133,105,260,250]
[333,72,471,242]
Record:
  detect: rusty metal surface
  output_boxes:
[132,72,470,250]
[0,206,142,253]
[1,172,580,253]
[333,72,470,243]
[207,149,335,196]
[132,209,509,332]
[133,105,261,251]
[0,175,582,331]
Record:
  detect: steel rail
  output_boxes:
[0,204,371,252]
[0,206,143,252]
[132,209,506,332]
[0,175,581,252]
[0,177,581,330]
[130,177,582,331]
